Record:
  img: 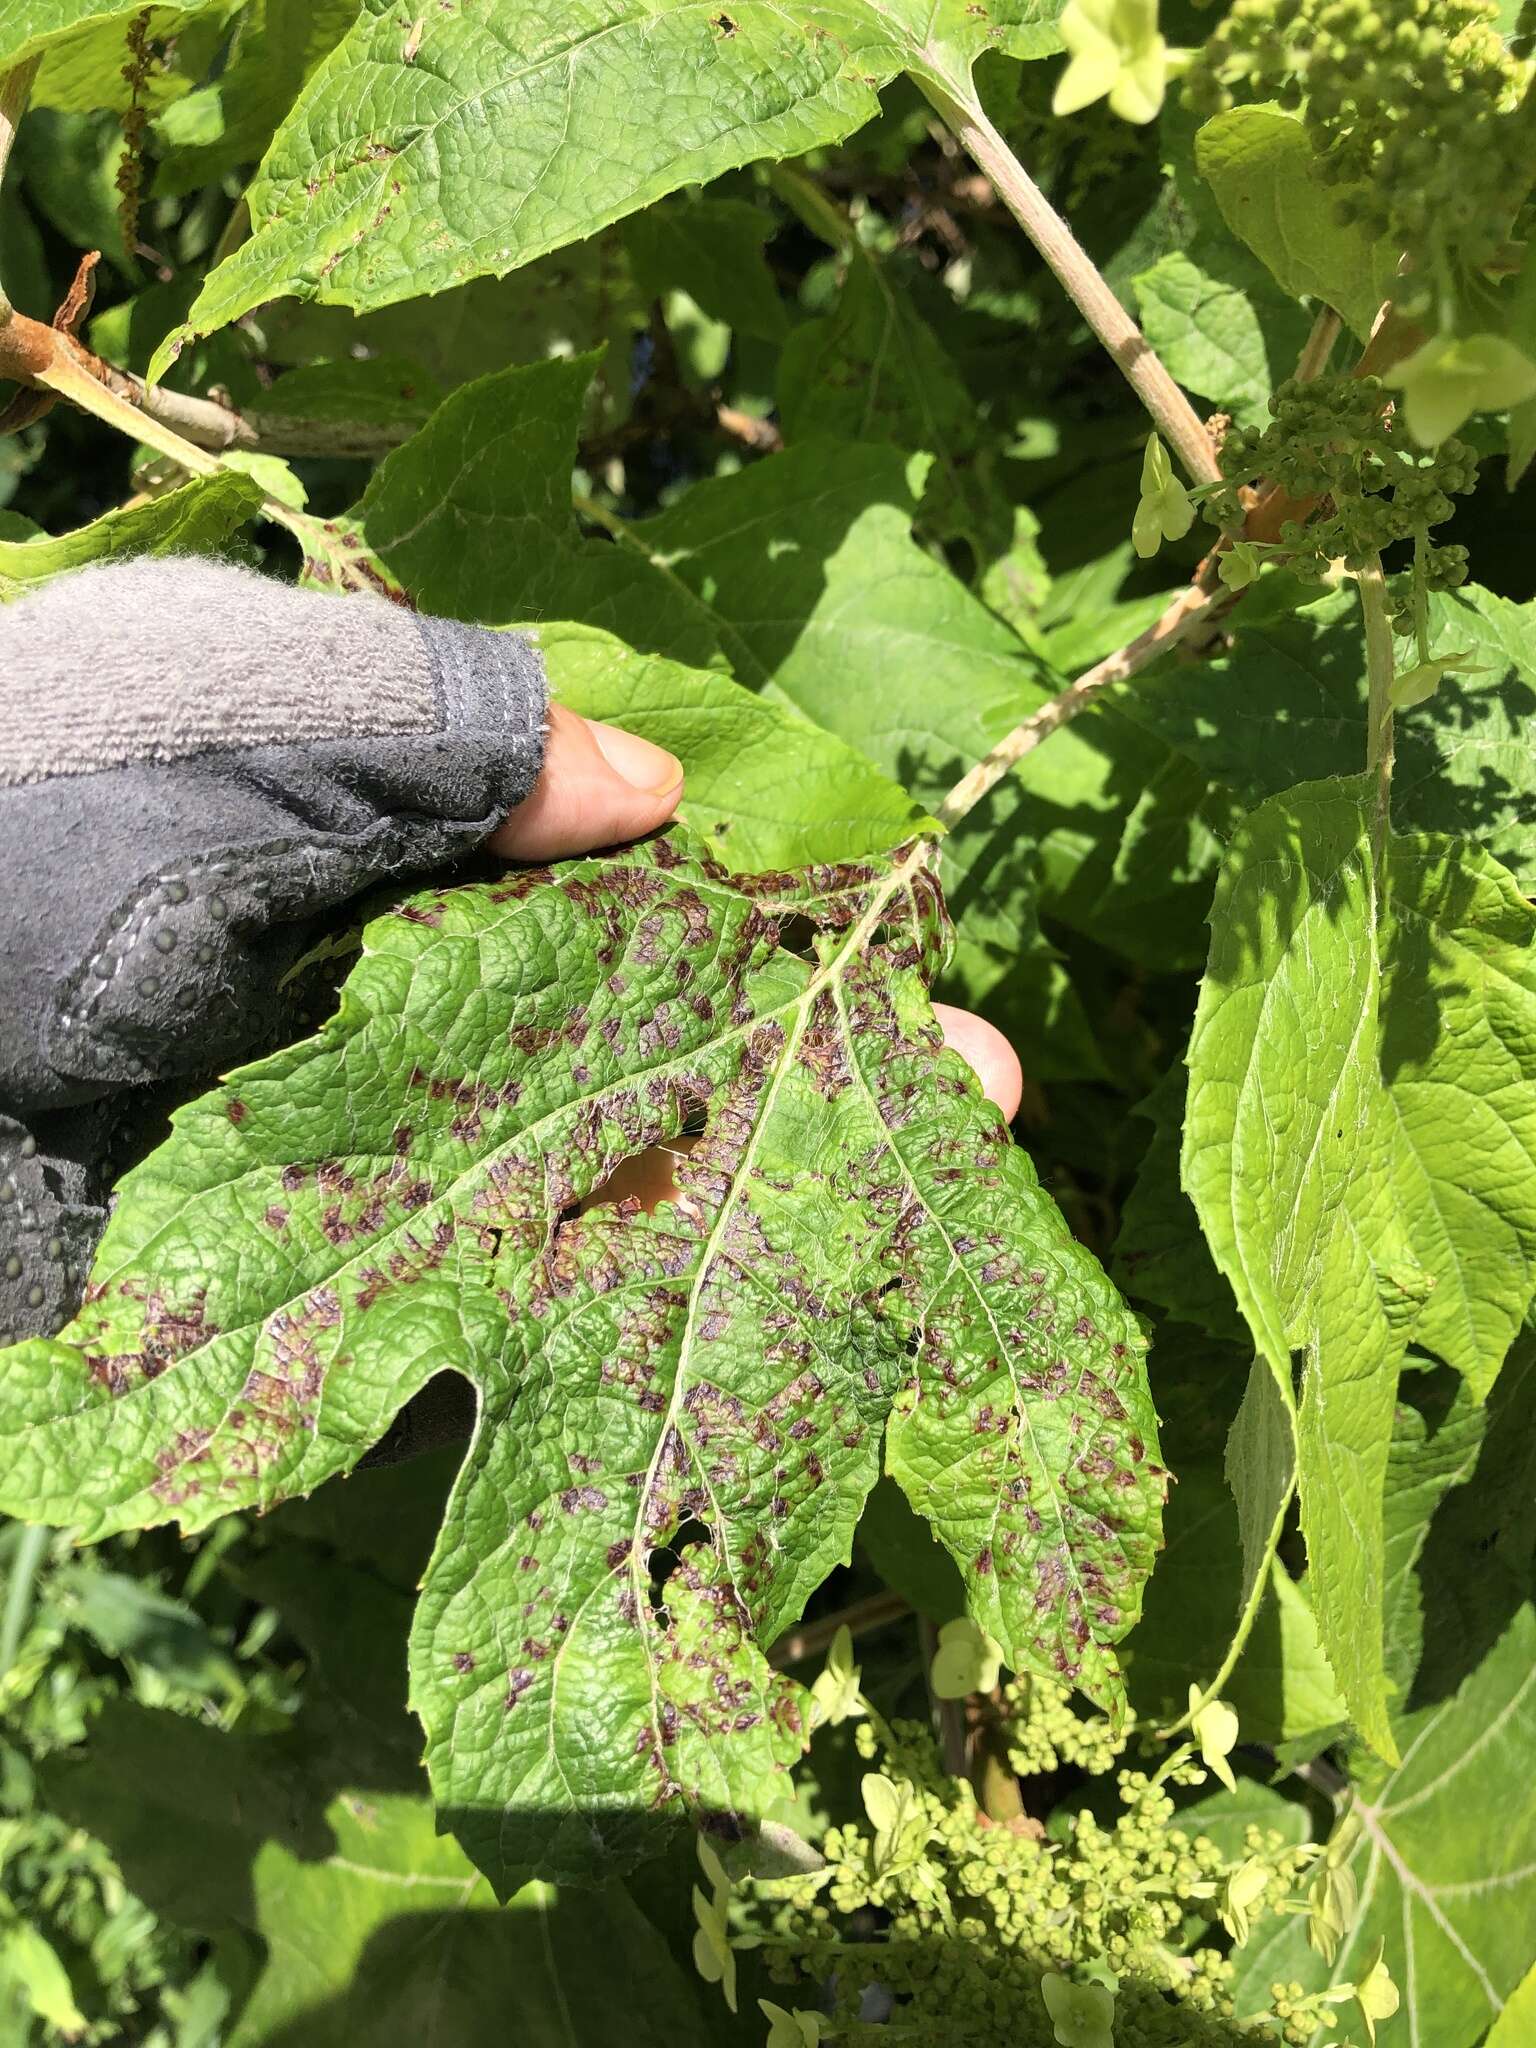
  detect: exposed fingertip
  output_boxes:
[589,720,684,797]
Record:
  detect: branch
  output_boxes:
[917,79,1221,490]
[0,303,416,456]
[767,1588,910,1668]
[936,582,1225,829]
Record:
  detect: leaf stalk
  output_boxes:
[935,582,1225,828]
[1357,554,1396,851]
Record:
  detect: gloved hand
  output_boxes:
[0,556,685,1343]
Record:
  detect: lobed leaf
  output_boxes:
[0,828,1161,1891]
[1185,778,1536,1757]
[1228,1603,1536,2048]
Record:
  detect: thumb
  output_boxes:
[487,703,684,860]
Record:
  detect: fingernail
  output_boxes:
[590,720,683,795]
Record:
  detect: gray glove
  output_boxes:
[0,556,547,1343]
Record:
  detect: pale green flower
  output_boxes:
[810,1622,864,1728]
[1190,1685,1240,1792]
[1218,539,1263,590]
[1132,433,1195,558]
[862,1770,932,1876]
[759,1999,823,2048]
[930,1616,1003,1699]
[1386,332,1536,445]
[1354,1940,1401,2044]
[1219,1856,1271,1945]
[1041,1970,1116,2048]
[1054,0,1170,124]
[1388,649,1494,710]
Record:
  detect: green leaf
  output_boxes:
[0,1,228,113]
[623,195,788,343]
[0,1922,87,2037]
[1116,578,1536,891]
[150,0,1062,380]
[777,243,1003,551]
[46,1702,707,2045]
[1133,251,1288,428]
[1194,107,1402,340]
[0,471,265,601]
[1112,1064,1247,1345]
[1487,1958,1536,2048]
[1228,1605,1536,2048]
[1185,778,1536,1754]
[0,828,1162,1890]
[1224,1359,1294,1621]
[54,1565,244,1700]
[536,621,930,871]
[257,357,444,435]
[152,0,359,198]
[259,238,645,424]
[855,1473,967,1624]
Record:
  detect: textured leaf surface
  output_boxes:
[1229,1605,1536,2048]
[0,828,1161,1890]
[538,621,930,871]
[149,0,1061,379]
[1185,778,1536,1755]
[329,352,1102,1074]
[0,471,263,601]
[49,1703,706,2046]
[1194,107,1401,340]
[1117,580,1536,890]
[1133,250,1283,428]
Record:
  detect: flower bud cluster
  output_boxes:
[1187,0,1533,271]
[1207,375,1477,574]
[744,1679,1322,2044]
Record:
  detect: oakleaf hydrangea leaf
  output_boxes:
[0,827,1161,1893]
[1185,778,1536,1759]
[149,0,1067,381]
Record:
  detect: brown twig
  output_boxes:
[767,1588,911,1668]
[0,299,416,456]
[936,582,1226,829]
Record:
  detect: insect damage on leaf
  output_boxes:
[0,827,1163,1891]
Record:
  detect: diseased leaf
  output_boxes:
[1228,1605,1536,2048]
[1117,579,1536,891]
[1185,778,1536,1756]
[0,471,264,601]
[0,826,1162,1892]
[327,353,1103,1076]
[152,0,360,197]
[149,0,1064,380]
